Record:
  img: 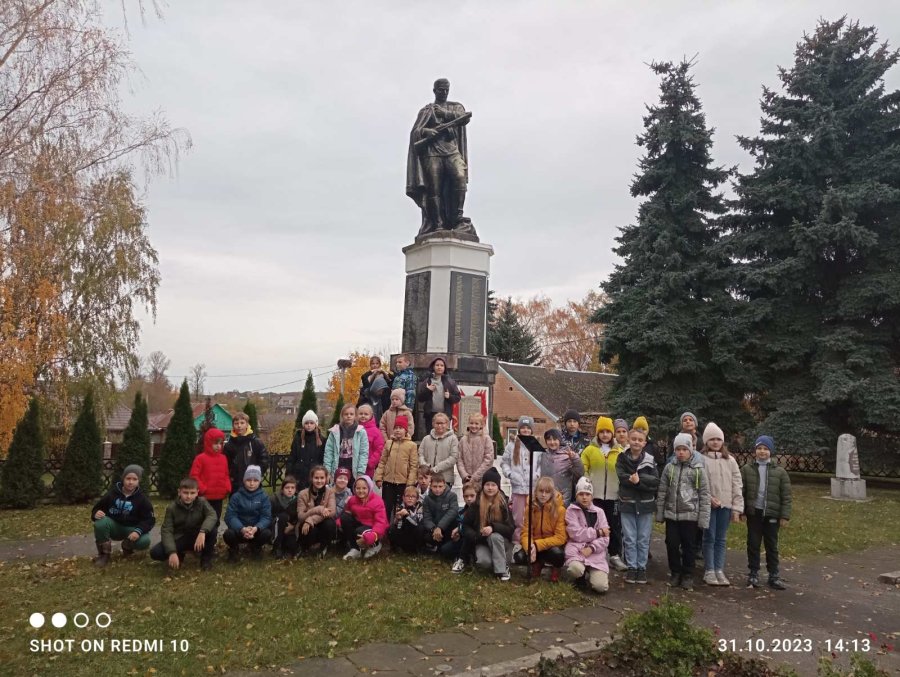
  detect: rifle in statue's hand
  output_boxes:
[413,111,472,151]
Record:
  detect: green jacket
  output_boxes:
[161,497,217,555]
[740,461,792,520]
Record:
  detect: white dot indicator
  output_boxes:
[29,613,45,628]
[51,612,67,628]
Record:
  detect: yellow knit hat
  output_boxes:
[633,416,649,433]
[595,416,614,434]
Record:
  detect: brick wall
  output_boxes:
[493,370,555,445]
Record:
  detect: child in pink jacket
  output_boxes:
[341,475,388,560]
[564,477,611,593]
[358,404,385,479]
[457,413,495,489]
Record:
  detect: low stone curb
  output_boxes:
[448,637,611,677]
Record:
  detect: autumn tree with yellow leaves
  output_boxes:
[0,0,189,451]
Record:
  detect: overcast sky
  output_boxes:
[116,0,900,395]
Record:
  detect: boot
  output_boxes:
[453,189,467,225]
[121,539,134,557]
[94,540,112,568]
[531,561,543,579]
[550,567,561,583]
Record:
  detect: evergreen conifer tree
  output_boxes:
[114,393,151,479]
[594,60,746,436]
[330,394,345,427]
[491,414,504,457]
[57,391,103,503]
[296,371,318,430]
[157,381,195,498]
[487,297,541,365]
[726,19,900,447]
[0,398,46,508]
[243,400,259,432]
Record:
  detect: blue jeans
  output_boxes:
[702,507,732,571]
[620,510,653,570]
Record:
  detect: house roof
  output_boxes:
[498,362,617,421]
[147,402,233,431]
[108,403,164,432]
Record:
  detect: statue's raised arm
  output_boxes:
[405,78,478,242]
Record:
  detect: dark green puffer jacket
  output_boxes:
[160,497,217,554]
[740,461,792,520]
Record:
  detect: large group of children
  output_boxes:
[89,355,793,593]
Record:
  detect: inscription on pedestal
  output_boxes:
[458,396,483,434]
[447,271,486,355]
[402,272,431,353]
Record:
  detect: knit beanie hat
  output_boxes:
[614,418,628,432]
[335,467,351,482]
[390,387,406,401]
[394,415,409,431]
[633,416,649,433]
[371,375,388,393]
[544,428,562,441]
[244,465,262,482]
[673,433,693,452]
[122,464,144,481]
[595,416,614,434]
[517,415,534,430]
[563,409,580,423]
[575,476,594,496]
[302,410,319,425]
[703,422,725,444]
[481,466,502,488]
[680,411,698,427]
[754,435,775,453]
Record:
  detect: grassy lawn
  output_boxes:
[0,553,590,676]
[0,499,171,541]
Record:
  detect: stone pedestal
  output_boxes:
[830,477,868,501]
[396,234,498,437]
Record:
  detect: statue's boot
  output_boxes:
[426,197,444,230]
[453,189,468,225]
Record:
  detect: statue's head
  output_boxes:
[433,78,450,102]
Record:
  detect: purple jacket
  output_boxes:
[564,503,610,572]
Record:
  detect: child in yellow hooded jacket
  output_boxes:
[580,416,626,571]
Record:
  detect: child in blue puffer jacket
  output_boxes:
[223,465,272,562]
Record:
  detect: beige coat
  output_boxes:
[375,439,419,485]
[457,433,494,487]
[703,452,744,513]
[296,486,336,526]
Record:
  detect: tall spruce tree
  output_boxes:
[594,60,746,437]
[487,297,541,365]
[726,19,900,448]
[157,380,195,498]
[114,393,151,479]
[243,400,259,432]
[296,371,318,430]
[0,398,46,508]
[57,391,103,503]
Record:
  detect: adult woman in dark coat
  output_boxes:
[416,356,461,433]
[357,355,393,419]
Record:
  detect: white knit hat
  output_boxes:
[575,477,594,496]
[673,433,694,451]
[302,410,318,425]
[702,422,724,444]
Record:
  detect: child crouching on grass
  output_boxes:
[91,464,155,568]
[522,476,567,582]
[564,477,610,593]
[297,465,336,558]
[341,475,388,560]
[223,465,273,562]
[151,477,217,571]
[388,485,425,554]
[270,475,299,559]
[452,467,514,580]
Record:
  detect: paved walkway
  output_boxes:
[4,532,896,675]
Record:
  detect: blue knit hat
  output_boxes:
[754,435,775,453]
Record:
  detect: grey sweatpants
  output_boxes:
[474,532,511,574]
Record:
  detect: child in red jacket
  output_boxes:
[341,475,388,560]
[190,428,232,524]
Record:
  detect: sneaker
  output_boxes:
[343,548,362,560]
[680,576,694,591]
[424,544,438,554]
[747,573,760,588]
[703,570,719,586]
[609,555,628,571]
[363,542,382,559]
[668,573,681,587]
[498,568,511,582]
[513,549,529,566]
[200,558,213,571]
[715,570,730,586]
[635,569,648,584]
[317,546,328,560]
[768,577,787,590]
[624,568,637,584]
[451,558,466,574]
[550,567,561,583]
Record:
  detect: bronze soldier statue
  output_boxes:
[406,78,478,241]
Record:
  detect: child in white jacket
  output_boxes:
[700,423,743,586]
[500,416,541,550]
